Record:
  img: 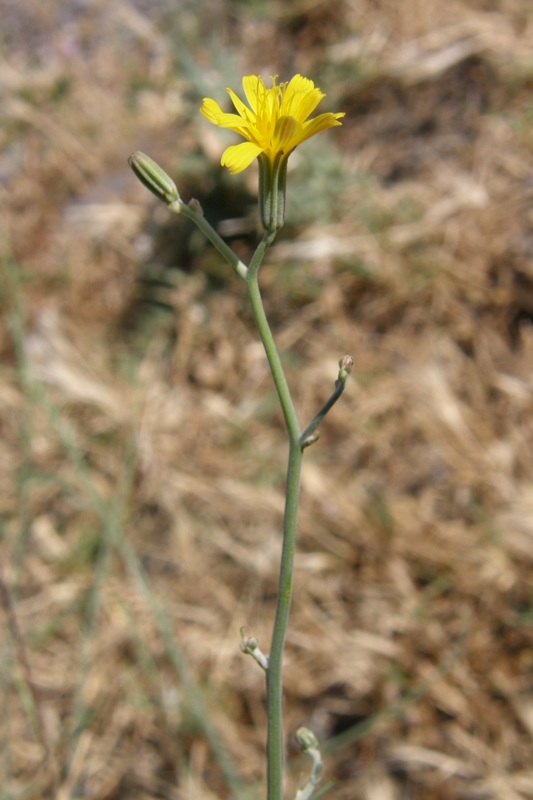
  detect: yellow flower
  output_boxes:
[200,74,345,175]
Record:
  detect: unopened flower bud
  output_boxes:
[295,727,319,752]
[301,431,320,449]
[240,627,268,669]
[338,355,354,383]
[128,151,180,205]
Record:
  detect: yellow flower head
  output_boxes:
[200,74,345,175]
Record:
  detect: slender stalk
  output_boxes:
[300,357,353,447]
[246,234,303,800]
[246,232,300,440]
[266,440,303,800]
[175,200,248,280]
[129,154,351,800]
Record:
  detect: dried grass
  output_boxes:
[2,1,533,798]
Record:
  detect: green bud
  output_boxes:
[295,727,319,752]
[338,355,354,383]
[239,628,268,669]
[258,153,287,233]
[128,151,180,205]
[301,431,320,449]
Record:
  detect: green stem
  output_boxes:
[300,377,347,447]
[266,441,303,800]
[172,199,248,281]
[133,161,352,800]
[246,233,300,439]
[246,234,303,800]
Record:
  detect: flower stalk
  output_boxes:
[247,247,302,800]
[129,72,349,800]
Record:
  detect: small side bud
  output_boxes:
[301,431,320,449]
[338,355,354,383]
[128,151,180,205]
[240,627,269,670]
[295,727,319,752]
[187,198,204,216]
[295,727,324,800]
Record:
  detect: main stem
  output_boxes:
[266,441,302,800]
[246,234,303,800]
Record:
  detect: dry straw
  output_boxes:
[4,3,533,798]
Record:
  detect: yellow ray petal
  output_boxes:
[242,74,265,114]
[221,141,263,174]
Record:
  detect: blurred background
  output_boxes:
[2,1,533,798]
